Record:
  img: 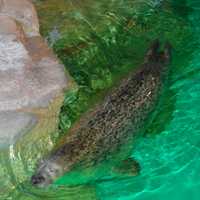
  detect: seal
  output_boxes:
[31,40,171,187]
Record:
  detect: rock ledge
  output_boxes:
[0,0,74,148]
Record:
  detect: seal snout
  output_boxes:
[31,174,45,186]
[31,159,63,187]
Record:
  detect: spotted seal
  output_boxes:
[31,40,171,187]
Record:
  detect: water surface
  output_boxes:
[1,0,200,199]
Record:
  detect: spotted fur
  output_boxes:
[31,40,171,187]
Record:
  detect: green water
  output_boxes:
[1,0,200,199]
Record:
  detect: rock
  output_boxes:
[0,112,37,148]
[0,0,75,149]
[0,15,26,42]
[0,40,70,111]
[0,0,40,37]
[0,16,30,72]
[0,15,70,111]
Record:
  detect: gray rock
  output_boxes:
[0,1,72,150]
[0,35,29,71]
[0,112,37,149]
[0,0,40,37]
[0,17,68,111]
[0,56,67,111]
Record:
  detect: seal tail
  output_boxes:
[145,39,172,64]
[145,39,160,63]
[161,41,172,64]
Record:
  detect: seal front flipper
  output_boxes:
[112,158,141,176]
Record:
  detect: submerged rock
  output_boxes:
[0,112,37,148]
[0,0,74,149]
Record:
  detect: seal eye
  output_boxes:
[31,175,45,185]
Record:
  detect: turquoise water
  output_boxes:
[1,0,200,199]
[95,1,200,199]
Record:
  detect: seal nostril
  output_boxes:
[31,176,38,185]
[31,175,45,185]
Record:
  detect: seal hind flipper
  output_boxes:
[158,42,172,64]
[145,40,172,64]
[163,41,172,63]
[112,158,141,176]
[145,39,160,62]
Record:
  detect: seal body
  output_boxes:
[31,40,171,187]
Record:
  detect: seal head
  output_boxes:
[31,159,64,187]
